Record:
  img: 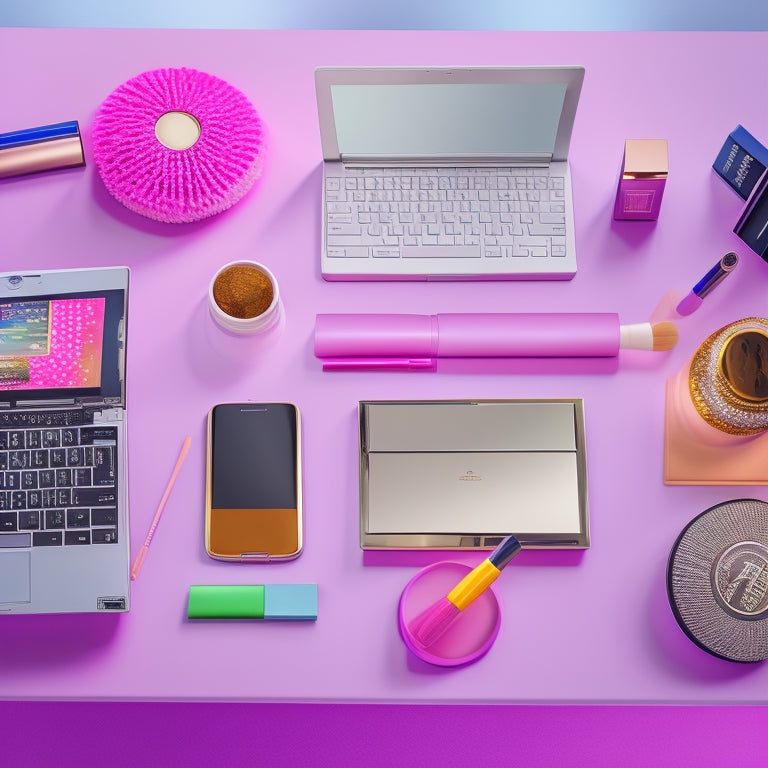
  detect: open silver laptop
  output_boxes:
[315,66,585,281]
[0,267,130,614]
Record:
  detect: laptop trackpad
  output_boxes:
[0,551,32,603]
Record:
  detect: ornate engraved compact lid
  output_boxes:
[667,498,768,663]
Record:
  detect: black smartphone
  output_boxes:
[205,402,302,561]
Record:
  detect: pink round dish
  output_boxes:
[398,561,502,667]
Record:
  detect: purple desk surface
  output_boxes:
[1,28,768,705]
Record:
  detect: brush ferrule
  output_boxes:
[619,322,653,350]
[447,559,501,610]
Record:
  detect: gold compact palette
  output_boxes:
[359,399,589,550]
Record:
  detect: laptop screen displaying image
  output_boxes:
[0,295,110,393]
[0,267,130,615]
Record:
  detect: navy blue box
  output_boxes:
[713,125,768,200]
[734,168,768,260]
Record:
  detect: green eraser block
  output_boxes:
[188,585,265,619]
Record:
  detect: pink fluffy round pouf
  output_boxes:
[92,67,264,224]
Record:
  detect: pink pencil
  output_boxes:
[130,435,192,580]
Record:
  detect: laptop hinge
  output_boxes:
[94,406,124,423]
[340,153,552,168]
[0,397,122,411]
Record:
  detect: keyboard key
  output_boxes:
[8,451,29,469]
[45,509,65,529]
[0,512,17,532]
[31,450,48,468]
[67,509,90,528]
[74,468,92,486]
[0,472,19,490]
[327,247,371,259]
[41,430,60,448]
[402,245,481,259]
[0,532,30,548]
[92,446,115,486]
[33,531,62,546]
[92,528,118,544]
[19,510,40,530]
[92,508,118,526]
[71,488,117,507]
[65,530,91,546]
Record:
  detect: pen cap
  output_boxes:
[314,314,436,358]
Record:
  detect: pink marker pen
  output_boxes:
[675,252,739,317]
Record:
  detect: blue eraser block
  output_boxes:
[264,584,318,621]
[713,125,768,200]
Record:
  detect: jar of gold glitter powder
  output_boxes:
[689,318,768,436]
[208,261,281,334]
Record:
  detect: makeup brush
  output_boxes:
[619,321,679,352]
[315,313,680,370]
[409,535,522,650]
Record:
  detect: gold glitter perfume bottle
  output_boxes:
[689,318,768,435]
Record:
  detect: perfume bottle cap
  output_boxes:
[719,329,768,402]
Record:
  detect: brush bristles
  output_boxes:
[409,598,460,648]
[651,321,679,351]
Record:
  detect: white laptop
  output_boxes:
[315,66,585,281]
[0,267,130,614]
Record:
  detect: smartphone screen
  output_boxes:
[206,403,302,561]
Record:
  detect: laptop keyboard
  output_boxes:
[325,167,567,261]
[0,424,119,548]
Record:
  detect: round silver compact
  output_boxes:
[667,499,768,663]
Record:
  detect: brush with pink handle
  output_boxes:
[408,535,522,650]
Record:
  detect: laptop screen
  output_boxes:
[316,67,585,164]
[0,288,125,402]
[330,82,567,159]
